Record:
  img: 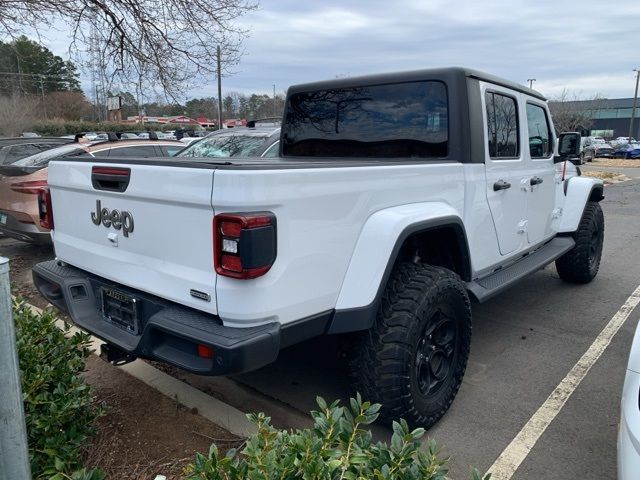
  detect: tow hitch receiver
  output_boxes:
[99,343,137,366]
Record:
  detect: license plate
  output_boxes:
[0,213,6,225]
[100,287,140,335]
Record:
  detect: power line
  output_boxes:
[0,71,77,79]
[0,77,77,86]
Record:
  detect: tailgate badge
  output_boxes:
[190,289,211,302]
[91,199,134,237]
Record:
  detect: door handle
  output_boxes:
[493,180,511,191]
[530,176,543,186]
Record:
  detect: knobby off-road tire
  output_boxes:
[555,201,604,284]
[349,263,472,429]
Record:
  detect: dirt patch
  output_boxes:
[591,157,640,168]
[580,170,631,184]
[83,356,240,479]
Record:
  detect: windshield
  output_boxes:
[12,144,87,167]
[177,133,268,157]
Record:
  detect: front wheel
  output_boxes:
[556,201,604,283]
[349,263,471,429]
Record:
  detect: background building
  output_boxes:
[549,97,639,139]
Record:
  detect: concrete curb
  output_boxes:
[23,301,256,438]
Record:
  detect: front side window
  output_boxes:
[485,92,519,158]
[526,103,552,158]
[282,81,448,158]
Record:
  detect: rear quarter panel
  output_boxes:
[213,162,497,327]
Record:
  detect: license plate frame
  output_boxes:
[100,287,140,335]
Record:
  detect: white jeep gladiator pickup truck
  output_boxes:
[33,67,604,428]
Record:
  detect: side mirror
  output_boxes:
[555,132,581,163]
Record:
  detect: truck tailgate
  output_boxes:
[48,160,218,314]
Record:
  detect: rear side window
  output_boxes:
[526,103,552,158]
[485,92,519,158]
[97,145,158,157]
[282,81,448,158]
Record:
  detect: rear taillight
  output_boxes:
[213,213,276,279]
[37,187,53,229]
[10,179,47,194]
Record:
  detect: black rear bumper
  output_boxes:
[32,259,281,375]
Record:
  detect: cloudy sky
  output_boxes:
[44,0,640,101]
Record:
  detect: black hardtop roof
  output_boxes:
[287,66,546,102]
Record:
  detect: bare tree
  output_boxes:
[46,91,91,119]
[0,94,40,135]
[0,0,257,97]
[548,89,606,134]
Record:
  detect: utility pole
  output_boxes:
[273,84,276,119]
[527,78,536,89]
[628,69,640,142]
[0,257,32,480]
[217,46,223,129]
[95,84,100,122]
[39,75,47,119]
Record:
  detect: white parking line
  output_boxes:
[488,285,640,480]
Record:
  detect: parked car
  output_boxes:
[618,321,640,479]
[611,137,637,149]
[176,126,280,158]
[613,143,640,159]
[0,137,74,165]
[0,139,184,243]
[119,132,141,140]
[136,131,169,140]
[582,136,615,160]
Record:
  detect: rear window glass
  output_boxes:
[12,144,87,167]
[0,143,64,165]
[177,134,269,158]
[282,81,448,158]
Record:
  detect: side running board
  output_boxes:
[467,236,575,303]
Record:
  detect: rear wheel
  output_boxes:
[556,201,604,284]
[349,263,471,429]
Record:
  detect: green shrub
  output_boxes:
[185,395,489,480]
[14,299,104,479]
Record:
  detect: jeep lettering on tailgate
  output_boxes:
[90,199,134,237]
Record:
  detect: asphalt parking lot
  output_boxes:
[2,179,639,479]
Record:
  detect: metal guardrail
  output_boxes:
[0,256,32,479]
